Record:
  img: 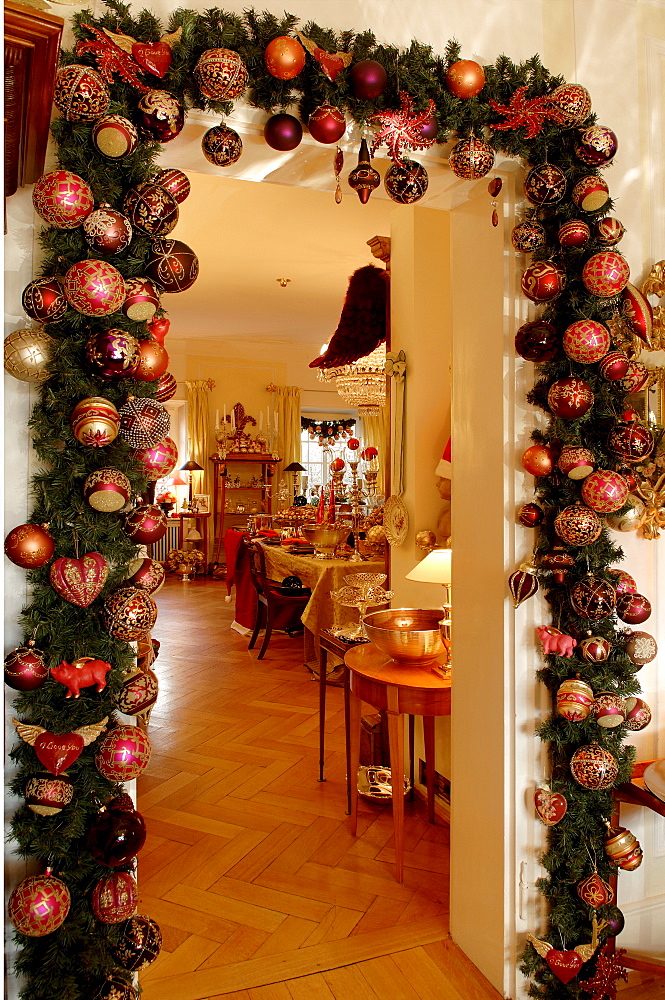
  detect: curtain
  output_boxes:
[274,385,301,488]
[362,405,389,497]
[185,379,213,493]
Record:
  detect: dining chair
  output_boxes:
[245,540,310,659]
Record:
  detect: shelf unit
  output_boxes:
[211,455,273,560]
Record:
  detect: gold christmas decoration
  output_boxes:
[4,328,53,384]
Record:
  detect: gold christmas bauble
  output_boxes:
[605,495,646,532]
[4,328,53,383]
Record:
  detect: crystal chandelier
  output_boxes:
[317,344,387,417]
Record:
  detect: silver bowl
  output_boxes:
[301,523,349,559]
[363,608,446,666]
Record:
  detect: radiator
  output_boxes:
[150,523,179,562]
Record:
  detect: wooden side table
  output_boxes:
[345,642,451,882]
[317,631,363,815]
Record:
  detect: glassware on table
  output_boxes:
[329,572,393,640]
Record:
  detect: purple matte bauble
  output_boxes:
[264,113,303,151]
[419,114,438,141]
[86,804,147,866]
[603,905,625,936]
[350,59,387,100]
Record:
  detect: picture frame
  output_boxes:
[191,494,210,514]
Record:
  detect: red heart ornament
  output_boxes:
[34,731,85,775]
[534,788,568,826]
[132,41,172,77]
[545,950,583,984]
[49,552,108,607]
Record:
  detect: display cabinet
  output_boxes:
[211,455,273,557]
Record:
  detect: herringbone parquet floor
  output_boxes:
[138,577,664,1000]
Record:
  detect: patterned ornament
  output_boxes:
[508,558,539,608]
[264,36,306,80]
[557,446,595,480]
[596,216,625,245]
[347,138,381,204]
[4,644,48,691]
[123,182,178,237]
[4,523,55,568]
[64,260,125,317]
[12,715,107,774]
[547,376,594,419]
[621,283,654,347]
[623,696,651,731]
[604,825,643,870]
[514,320,559,362]
[607,420,654,463]
[569,575,616,618]
[540,546,575,583]
[92,114,139,159]
[518,502,544,527]
[90,976,138,1000]
[264,113,303,151]
[578,636,612,663]
[145,238,199,293]
[384,158,429,204]
[562,319,610,364]
[581,470,629,513]
[133,436,178,480]
[113,915,162,971]
[558,219,591,248]
[524,163,567,205]
[571,175,610,213]
[592,692,626,728]
[369,92,436,162]
[4,327,53,384]
[53,63,110,121]
[22,278,67,323]
[448,137,495,179]
[582,251,630,297]
[137,89,184,142]
[575,125,618,166]
[123,504,168,545]
[556,678,594,721]
[308,103,347,144]
[511,220,546,253]
[570,743,618,790]
[490,85,567,138]
[132,338,169,382]
[350,58,388,99]
[154,167,191,204]
[114,668,159,719]
[102,586,158,641]
[555,505,603,547]
[8,871,71,937]
[521,444,555,476]
[96,724,152,781]
[534,787,568,826]
[83,206,133,256]
[118,396,170,449]
[620,360,650,395]
[155,371,177,401]
[578,944,629,998]
[91,872,138,923]
[202,123,243,166]
[70,396,120,447]
[577,872,613,909]
[49,551,109,607]
[122,277,160,322]
[599,350,630,381]
[445,59,485,98]
[608,568,637,595]
[194,47,248,97]
[550,83,592,125]
[85,329,139,379]
[25,772,74,816]
[623,630,657,666]
[616,592,651,624]
[83,468,131,512]
[32,170,94,229]
[521,260,566,302]
[126,556,165,594]
[87,798,147,866]
[606,495,647,532]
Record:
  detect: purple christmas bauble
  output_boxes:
[137,89,184,143]
[350,59,388,100]
[575,125,618,166]
[264,113,303,151]
[85,329,139,379]
[514,320,559,362]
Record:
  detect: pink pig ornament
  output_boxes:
[537,625,577,657]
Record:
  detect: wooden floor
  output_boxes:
[138,577,664,1000]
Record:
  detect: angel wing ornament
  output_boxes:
[13,716,108,774]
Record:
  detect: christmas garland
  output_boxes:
[4,1,657,997]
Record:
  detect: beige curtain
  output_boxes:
[274,385,301,487]
[185,379,213,493]
[362,406,389,496]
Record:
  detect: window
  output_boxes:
[299,415,361,499]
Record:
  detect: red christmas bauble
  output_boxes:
[547,377,594,419]
[514,320,559,362]
[87,801,147,865]
[32,170,93,229]
[64,260,125,317]
[133,436,178,481]
[607,420,654,463]
[521,444,555,477]
[384,158,429,204]
[308,103,346,144]
[145,238,199,293]
[524,163,567,205]
[596,217,625,246]
[83,206,133,255]
[562,319,610,364]
[571,175,610,213]
[102,586,158,641]
[137,89,184,142]
[445,59,485,98]
[624,696,651,731]
[91,975,138,1000]
[114,668,159,718]
[624,630,657,666]
[550,84,592,125]
[599,350,630,381]
[361,446,378,460]
[113,915,162,971]
[53,64,110,121]
[556,678,594,721]
[622,283,653,346]
[123,503,167,544]
[122,277,160,322]
[96,725,153,782]
[85,329,139,379]
[154,167,191,204]
[581,470,629,513]
[92,114,139,159]
[351,59,388,100]
[604,825,643,869]
[71,396,120,448]
[578,635,612,663]
[264,36,305,80]
[118,397,170,449]
[330,458,345,472]
[558,218,591,249]
[91,872,138,923]
[621,359,650,394]
[8,872,71,936]
[554,505,603,546]
[194,47,248,98]
[517,502,544,527]
[347,139,381,203]
[49,551,109,608]
[83,468,131,512]
[126,556,165,594]
[521,260,566,302]
[608,568,637,595]
[25,772,74,815]
[616,592,651,624]
[202,124,243,166]
[569,575,616,618]
[582,251,630,297]
[449,137,495,180]
[508,563,539,608]
[22,278,68,323]
[5,523,54,568]
[593,692,626,728]
[123,182,178,238]
[557,445,595,480]
[132,338,169,382]
[347,438,360,450]
[264,113,303,151]
[575,125,618,166]
[511,220,546,253]
[155,371,177,402]
[570,743,618,790]
[4,644,48,690]
[540,547,575,584]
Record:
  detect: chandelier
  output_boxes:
[317,344,387,417]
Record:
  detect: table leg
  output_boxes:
[423,716,436,825]
[343,665,351,815]
[387,709,405,883]
[408,714,415,800]
[349,688,361,836]
[318,645,327,783]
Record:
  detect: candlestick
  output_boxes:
[216,409,220,427]
[260,411,264,430]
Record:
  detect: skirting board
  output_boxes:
[616,892,665,965]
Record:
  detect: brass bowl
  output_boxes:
[363,608,446,666]
[301,523,349,559]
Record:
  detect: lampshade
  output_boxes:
[284,462,306,473]
[185,527,202,541]
[405,548,452,585]
[180,460,203,472]
[170,473,187,486]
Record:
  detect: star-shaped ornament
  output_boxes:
[579,945,629,1000]
[369,92,436,164]
[490,85,568,139]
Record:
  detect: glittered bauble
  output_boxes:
[575,125,618,166]
[607,421,654,464]
[95,725,152,782]
[264,36,305,80]
[8,872,71,936]
[524,163,567,206]
[4,523,54,568]
[521,444,555,477]
[53,64,110,121]
[90,976,138,1000]
[122,277,160,322]
[606,495,647,532]
[70,396,120,448]
[622,283,654,346]
[308,103,346,144]
[123,504,168,545]
[604,826,643,870]
[123,182,178,237]
[511,220,546,253]
[582,251,630,298]
[623,630,657,666]
[577,872,613,909]
[608,568,637,595]
[118,396,170,449]
[448,137,495,180]
[581,470,629,514]
[351,59,388,100]
[85,329,139,379]
[264,113,303,151]
[132,338,169,382]
[508,560,539,608]
[155,371,177,402]
[145,238,199,293]
[154,167,191,204]
[194,47,248,99]
[514,320,559,363]
[555,505,603,547]
[126,556,165,594]
[5,644,47,691]
[547,376,594,419]
[556,678,594,721]
[84,468,131,512]
[562,319,610,364]
[592,692,626,728]
[32,170,93,229]
[25,772,74,816]
[83,206,133,255]
[445,59,485,98]
[384,158,429,204]
[550,83,592,125]
[569,574,616,618]
[64,260,125,317]
[521,260,566,303]
[620,359,650,394]
[202,123,243,166]
[87,801,147,865]
[137,89,184,143]
[570,743,618,790]
[348,137,381,204]
[92,114,139,159]
[557,445,595,480]
[571,175,610,213]
[616,592,651,624]
[49,551,109,608]
[114,668,159,718]
[4,327,53,384]
[599,350,630,381]
[623,696,651,731]
[91,872,138,923]
[558,219,591,248]
[595,216,625,246]
[578,635,612,663]
[22,278,67,323]
[540,548,575,584]
[133,436,177,482]
[518,503,544,527]
[113,915,162,971]
[102,586,158,641]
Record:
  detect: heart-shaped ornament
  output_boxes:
[34,732,85,775]
[534,787,568,826]
[49,552,108,608]
[132,41,172,77]
[545,950,583,984]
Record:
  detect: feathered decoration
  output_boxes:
[309,265,388,369]
[13,716,109,747]
[296,32,352,82]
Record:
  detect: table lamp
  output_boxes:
[179,459,203,509]
[405,547,452,665]
[284,461,306,503]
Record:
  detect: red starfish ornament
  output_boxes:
[76,24,149,92]
[490,85,568,139]
[579,945,629,1000]
[369,91,436,164]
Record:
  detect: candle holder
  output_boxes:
[329,572,393,640]
[346,459,367,562]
